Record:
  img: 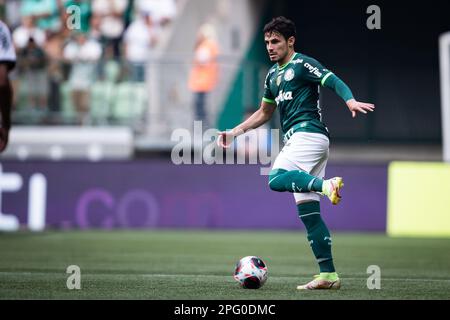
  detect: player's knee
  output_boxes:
[268,169,287,191]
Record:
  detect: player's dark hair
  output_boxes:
[263,16,296,41]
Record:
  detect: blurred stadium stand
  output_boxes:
[0,0,448,162]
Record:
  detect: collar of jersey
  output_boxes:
[278,52,298,71]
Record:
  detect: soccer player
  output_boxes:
[218,16,374,290]
[0,20,16,153]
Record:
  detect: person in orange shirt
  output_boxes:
[188,23,219,128]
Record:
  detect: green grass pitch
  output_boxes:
[0,230,449,300]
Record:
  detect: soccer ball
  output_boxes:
[233,256,268,289]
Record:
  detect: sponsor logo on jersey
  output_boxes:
[291,58,304,64]
[304,62,323,78]
[284,68,295,81]
[275,90,293,104]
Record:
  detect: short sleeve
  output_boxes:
[299,56,333,86]
[262,69,276,104]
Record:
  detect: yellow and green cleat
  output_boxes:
[322,177,344,205]
[297,273,341,290]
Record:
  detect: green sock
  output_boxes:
[297,201,335,273]
[268,169,323,193]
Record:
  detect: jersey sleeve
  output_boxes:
[262,69,276,104]
[299,56,333,86]
[322,73,354,102]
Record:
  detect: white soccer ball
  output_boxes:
[233,256,268,289]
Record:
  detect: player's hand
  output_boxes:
[346,99,375,118]
[217,130,235,149]
[0,128,10,153]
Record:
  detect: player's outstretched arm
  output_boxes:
[322,73,375,118]
[217,101,276,148]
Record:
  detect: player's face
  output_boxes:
[264,32,294,64]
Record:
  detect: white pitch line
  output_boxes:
[143,274,450,283]
[1,272,449,283]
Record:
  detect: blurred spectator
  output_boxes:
[92,0,128,59]
[63,32,102,124]
[123,0,135,29]
[134,0,176,28]
[88,12,103,41]
[0,19,16,152]
[12,16,46,49]
[44,31,65,117]
[188,23,219,128]
[123,11,157,82]
[5,0,22,29]
[14,17,48,111]
[20,0,61,32]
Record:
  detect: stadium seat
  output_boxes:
[60,82,77,124]
[103,60,121,83]
[90,81,114,124]
[111,82,148,126]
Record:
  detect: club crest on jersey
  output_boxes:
[284,68,295,81]
[275,90,293,104]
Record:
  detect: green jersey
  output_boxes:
[262,52,335,138]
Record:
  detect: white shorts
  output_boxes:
[272,132,329,203]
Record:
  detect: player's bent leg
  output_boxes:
[296,200,340,290]
[268,170,344,205]
[268,168,324,193]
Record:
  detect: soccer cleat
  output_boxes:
[296,274,341,290]
[323,177,344,205]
